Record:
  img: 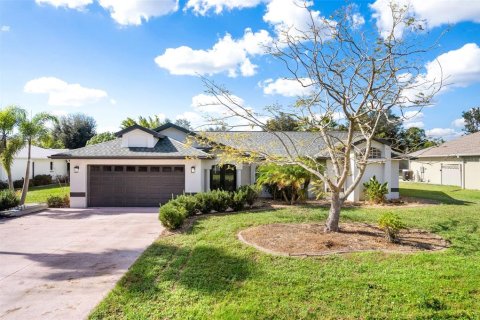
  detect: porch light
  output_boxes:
[74,166,79,173]
[191,166,196,173]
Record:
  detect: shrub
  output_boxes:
[363,176,388,204]
[0,181,8,190]
[210,190,231,212]
[195,192,214,214]
[238,185,259,207]
[172,194,198,217]
[378,212,405,243]
[231,189,247,211]
[0,190,20,211]
[47,194,70,208]
[32,174,52,186]
[159,203,187,230]
[13,179,32,189]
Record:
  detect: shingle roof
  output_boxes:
[51,137,210,159]
[200,131,370,158]
[409,132,480,158]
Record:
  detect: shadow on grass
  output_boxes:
[400,188,473,205]
[119,242,253,295]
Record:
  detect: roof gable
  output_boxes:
[115,124,164,138]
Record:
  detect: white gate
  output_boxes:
[441,164,462,187]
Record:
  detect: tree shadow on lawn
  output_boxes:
[119,242,253,296]
[400,189,473,205]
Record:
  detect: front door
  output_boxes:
[210,164,236,192]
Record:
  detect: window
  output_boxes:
[150,166,160,172]
[138,166,148,172]
[368,147,382,159]
[114,166,124,172]
[91,165,101,172]
[50,161,53,171]
[162,167,172,173]
[103,166,112,172]
[174,166,184,173]
[126,166,136,172]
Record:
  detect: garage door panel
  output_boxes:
[88,165,185,207]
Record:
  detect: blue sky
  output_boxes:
[0,0,479,139]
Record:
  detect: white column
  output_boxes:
[250,163,256,184]
[236,169,242,189]
[205,169,211,191]
[383,145,393,199]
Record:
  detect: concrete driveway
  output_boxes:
[0,208,163,320]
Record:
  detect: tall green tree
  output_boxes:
[462,107,480,134]
[52,113,96,149]
[120,115,192,130]
[400,127,440,153]
[0,106,27,189]
[17,112,57,205]
[265,112,302,131]
[86,132,116,145]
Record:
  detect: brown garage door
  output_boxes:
[88,165,185,207]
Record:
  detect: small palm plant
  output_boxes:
[256,164,311,205]
[363,176,388,204]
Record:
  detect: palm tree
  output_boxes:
[0,105,27,189]
[1,136,25,190]
[18,112,57,205]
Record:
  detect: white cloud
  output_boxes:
[154,28,272,77]
[263,0,334,41]
[430,43,480,88]
[350,13,365,29]
[452,118,466,128]
[261,78,313,97]
[35,0,178,25]
[1,26,11,32]
[191,93,245,114]
[24,77,108,107]
[371,0,480,38]
[185,0,263,15]
[426,127,460,139]
[176,111,206,129]
[402,110,424,128]
[35,0,92,10]
[400,43,480,104]
[97,0,178,26]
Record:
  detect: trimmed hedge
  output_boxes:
[159,185,259,230]
[0,190,20,211]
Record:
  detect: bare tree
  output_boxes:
[196,3,443,232]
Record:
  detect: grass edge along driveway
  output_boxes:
[90,182,480,319]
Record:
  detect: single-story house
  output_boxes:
[0,145,69,182]
[409,131,480,189]
[51,123,400,208]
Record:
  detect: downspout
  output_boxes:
[462,157,466,189]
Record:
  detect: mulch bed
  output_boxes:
[238,223,449,257]
[262,196,439,210]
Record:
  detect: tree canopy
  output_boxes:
[52,113,96,149]
[462,107,480,134]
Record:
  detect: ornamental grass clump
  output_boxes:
[378,212,405,243]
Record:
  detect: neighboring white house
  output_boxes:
[0,145,69,182]
[51,123,400,208]
[409,131,480,190]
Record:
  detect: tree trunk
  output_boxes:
[325,191,342,232]
[7,169,13,191]
[19,140,31,205]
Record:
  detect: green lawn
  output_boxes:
[24,184,70,204]
[90,182,480,319]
